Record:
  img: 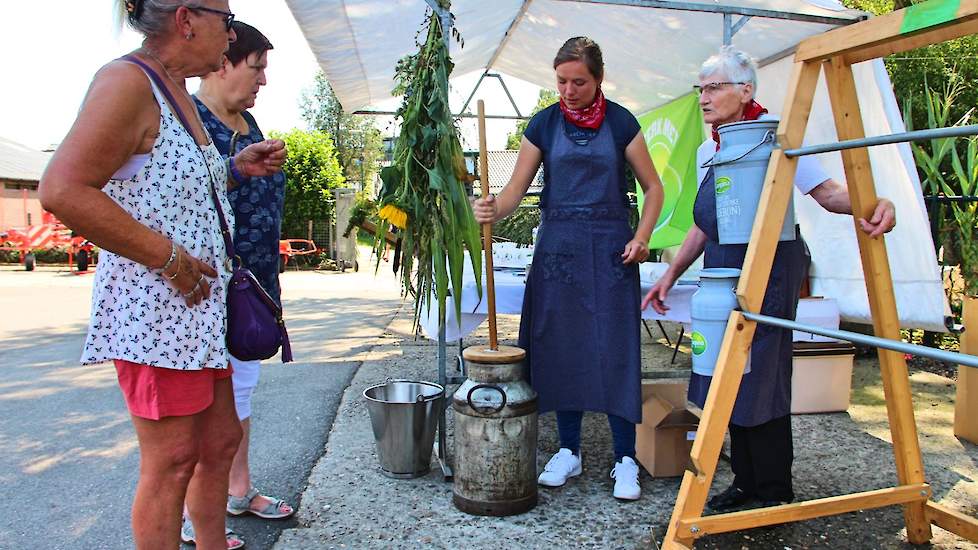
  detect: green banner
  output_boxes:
[900,0,960,34]
[637,93,705,249]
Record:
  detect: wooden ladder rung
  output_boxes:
[676,484,930,538]
[926,501,978,542]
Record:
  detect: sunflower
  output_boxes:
[379,204,409,230]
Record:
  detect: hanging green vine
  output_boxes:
[375,2,482,330]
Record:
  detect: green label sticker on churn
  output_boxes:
[715,176,732,195]
[690,331,707,356]
[900,0,960,34]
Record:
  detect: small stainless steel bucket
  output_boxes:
[363,380,445,478]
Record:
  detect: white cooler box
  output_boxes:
[791,341,856,414]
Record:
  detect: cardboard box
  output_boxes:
[636,380,699,477]
[791,342,856,414]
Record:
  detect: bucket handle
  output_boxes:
[701,130,776,168]
[466,384,507,415]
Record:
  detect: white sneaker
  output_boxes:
[537,448,582,487]
[610,457,641,500]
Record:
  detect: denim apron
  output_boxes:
[688,168,809,426]
[517,118,642,424]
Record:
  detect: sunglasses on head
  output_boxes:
[188,5,235,32]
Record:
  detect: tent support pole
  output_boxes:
[459,73,524,118]
[423,0,452,49]
[353,110,527,121]
[485,0,533,71]
[554,0,862,26]
[459,71,490,116]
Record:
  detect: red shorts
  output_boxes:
[114,360,233,420]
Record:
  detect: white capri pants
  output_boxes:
[229,355,262,420]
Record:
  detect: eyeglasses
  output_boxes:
[188,5,235,32]
[693,82,746,95]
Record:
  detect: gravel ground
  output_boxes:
[275,311,978,549]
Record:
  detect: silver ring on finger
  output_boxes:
[182,288,196,298]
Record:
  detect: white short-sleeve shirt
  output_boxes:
[695,115,829,193]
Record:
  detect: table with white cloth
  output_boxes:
[418,244,841,346]
[419,254,695,343]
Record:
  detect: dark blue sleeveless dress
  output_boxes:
[194,99,286,305]
[518,105,642,424]
[688,168,809,427]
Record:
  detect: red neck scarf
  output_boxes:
[559,88,607,129]
[712,100,768,150]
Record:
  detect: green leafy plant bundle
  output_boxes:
[375,2,482,329]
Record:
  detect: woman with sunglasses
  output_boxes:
[473,37,664,501]
[642,46,895,512]
[39,1,285,548]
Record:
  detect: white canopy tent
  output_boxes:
[285,0,947,331]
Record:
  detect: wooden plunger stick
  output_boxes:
[477,100,499,351]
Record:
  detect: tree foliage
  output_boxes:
[842,0,978,133]
[269,129,345,240]
[300,72,385,193]
[505,89,559,150]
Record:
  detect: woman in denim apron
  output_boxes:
[473,37,664,501]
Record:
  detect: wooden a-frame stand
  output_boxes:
[662,1,978,547]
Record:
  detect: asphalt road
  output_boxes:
[0,261,402,549]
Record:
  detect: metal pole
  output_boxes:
[784,124,978,157]
[741,311,978,369]
[489,74,524,118]
[723,13,732,46]
[353,109,528,121]
[459,71,489,115]
[553,0,862,26]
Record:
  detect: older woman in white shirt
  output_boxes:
[643,46,895,512]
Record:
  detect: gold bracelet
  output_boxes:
[165,250,182,280]
[159,242,178,271]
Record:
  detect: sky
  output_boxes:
[1,0,543,152]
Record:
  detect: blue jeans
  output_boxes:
[556,410,636,462]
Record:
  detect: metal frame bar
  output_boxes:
[459,72,490,116]
[459,73,524,118]
[741,311,978,369]
[554,0,863,26]
[784,124,978,157]
[493,74,524,118]
[423,0,452,49]
[723,14,751,45]
[485,0,533,71]
[353,109,527,121]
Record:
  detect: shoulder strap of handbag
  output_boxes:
[122,54,237,265]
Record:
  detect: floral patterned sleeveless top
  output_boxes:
[81,66,234,371]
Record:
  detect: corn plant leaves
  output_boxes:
[372,3,483,332]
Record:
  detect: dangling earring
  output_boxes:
[185,32,194,40]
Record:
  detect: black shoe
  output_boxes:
[758,497,793,508]
[708,485,755,512]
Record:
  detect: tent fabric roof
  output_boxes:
[284,0,865,114]
[0,137,51,183]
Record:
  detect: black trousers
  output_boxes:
[729,414,794,502]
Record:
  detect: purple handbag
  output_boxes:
[126,55,293,363]
[211,183,293,363]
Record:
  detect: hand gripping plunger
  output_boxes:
[451,101,539,516]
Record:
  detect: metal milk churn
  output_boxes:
[706,118,796,244]
[690,268,750,376]
[452,344,538,516]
